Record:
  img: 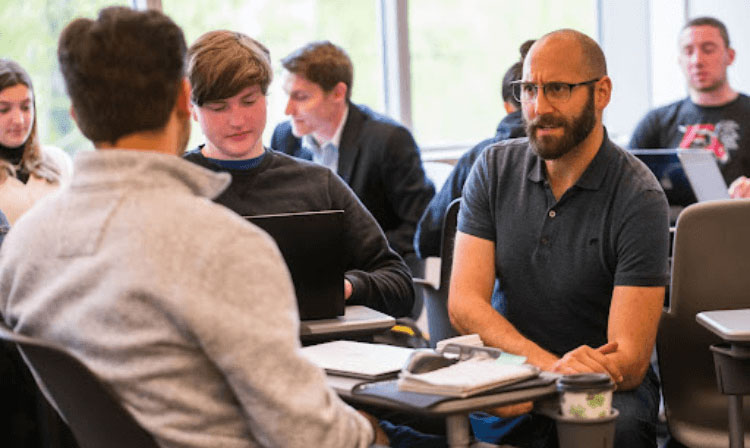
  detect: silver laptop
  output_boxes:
[676,149,730,202]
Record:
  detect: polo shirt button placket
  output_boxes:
[541,210,556,246]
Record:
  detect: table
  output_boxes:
[300,305,395,343]
[697,309,750,448]
[327,372,559,448]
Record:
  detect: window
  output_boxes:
[0,0,131,154]
[162,0,382,151]
[408,0,597,147]
[1,1,599,155]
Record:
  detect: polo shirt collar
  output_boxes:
[527,127,614,191]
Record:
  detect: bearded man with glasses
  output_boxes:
[449,29,669,448]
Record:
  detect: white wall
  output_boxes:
[598,0,654,145]
[649,0,688,108]
[600,0,750,145]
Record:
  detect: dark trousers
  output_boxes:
[473,367,661,448]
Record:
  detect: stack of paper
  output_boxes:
[301,340,414,380]
[435,333,483,352]
[397,358,538,398]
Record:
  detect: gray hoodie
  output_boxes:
[0,149,373,448]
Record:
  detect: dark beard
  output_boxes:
[525,89,596,160]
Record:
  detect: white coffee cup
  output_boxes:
[557,373,615,419]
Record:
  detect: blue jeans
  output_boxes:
[471,367,661,448]
[379,419,447,448]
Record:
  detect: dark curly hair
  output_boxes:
[57,7,187,144]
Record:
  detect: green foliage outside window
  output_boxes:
[409,0,596,146]
[0,0,596,154]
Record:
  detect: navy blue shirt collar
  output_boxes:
[201,146,267,171]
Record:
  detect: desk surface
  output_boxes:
[696,309,750,342]
[329,371,559,417]
[300,305,395,339]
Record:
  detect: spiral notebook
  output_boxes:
[398,358,538,398]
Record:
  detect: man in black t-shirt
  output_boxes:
[629,16,750,196]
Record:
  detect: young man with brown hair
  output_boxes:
[183,30,414,318]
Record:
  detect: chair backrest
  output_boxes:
[657,199,750,447]
[423,197,461,347]
[0,323,159,448]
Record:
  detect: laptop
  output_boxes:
[245,210,346,320]
[676,149,730,202]
[628,149,696,207]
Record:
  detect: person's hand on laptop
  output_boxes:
[729,176,750,198]
[344,279,353,299]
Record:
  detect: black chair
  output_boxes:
[414,198,461,347]
[0,323,159,448]
[658,200,750,447]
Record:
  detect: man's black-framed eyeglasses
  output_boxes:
[511,78,601,104]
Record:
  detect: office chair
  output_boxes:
[414,197,461,347]
[409,160,455,324]
[0,323,159,448]
[657,199,750,447]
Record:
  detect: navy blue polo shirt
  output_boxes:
[459,133,670,357]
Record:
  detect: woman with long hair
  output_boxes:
[0,58,72,223]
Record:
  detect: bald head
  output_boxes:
[527,29,607,80]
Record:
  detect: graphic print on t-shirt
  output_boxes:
[677,120,740,163]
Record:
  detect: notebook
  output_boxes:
[301,340,414,380]
[677,149,730,202]
[628,149,696,206]
[397,357,539,398]
[245,210,346,320]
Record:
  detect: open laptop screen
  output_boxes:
[245,210,346,321]
[676,149,730,202]
[628,149,696,207]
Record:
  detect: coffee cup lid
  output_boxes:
[556,373,614,392]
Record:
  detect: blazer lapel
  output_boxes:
[337,103,365,184]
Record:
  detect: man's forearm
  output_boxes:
[449,294,559,370]
[605,285,665,390]
[604,345,653,390]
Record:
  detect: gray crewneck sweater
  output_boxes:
[0,150,373,448]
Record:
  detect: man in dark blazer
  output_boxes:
[271,41,435,262]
